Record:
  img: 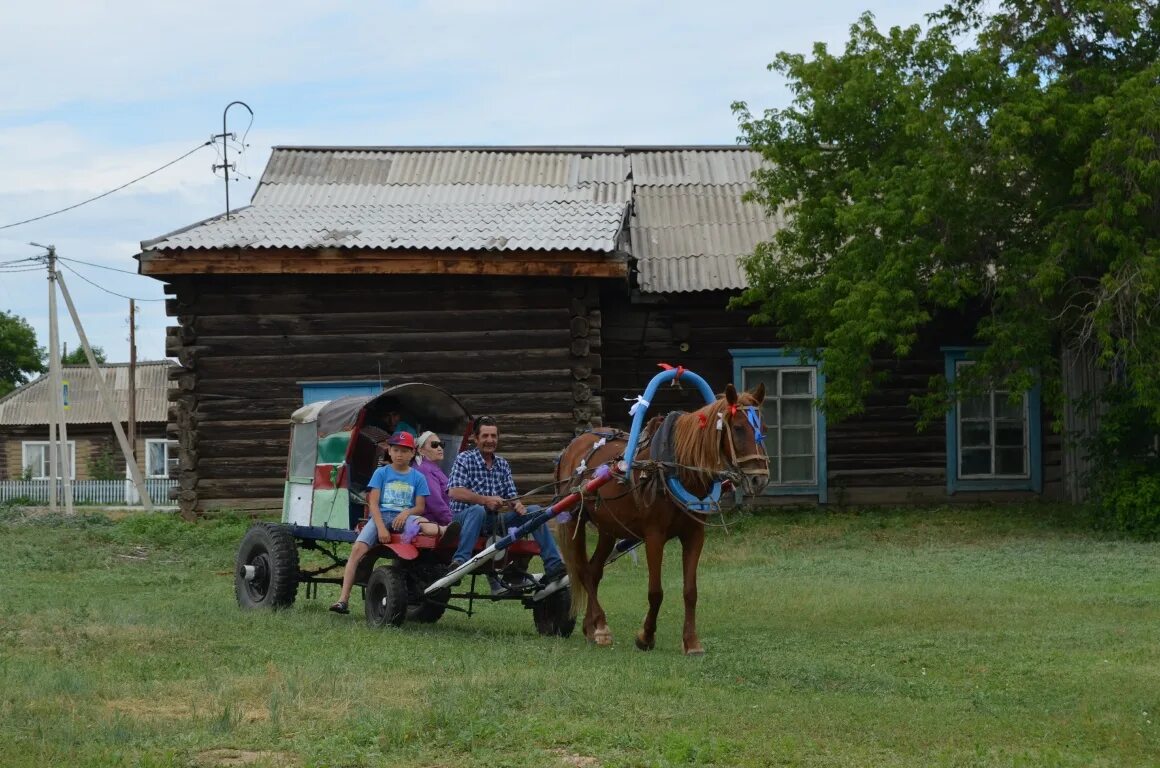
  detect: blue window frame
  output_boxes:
[943,349,1042,493]
[299,381,384,405]
[731,349,828,502]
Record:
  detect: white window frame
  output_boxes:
[145,438,178,479]
[21,441,76,480]
[731,349,828,502]
[955,361,1030,480]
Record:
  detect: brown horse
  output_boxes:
[554,383,770,655]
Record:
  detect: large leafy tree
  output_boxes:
[61,344,107,365]
[734,0,1160,427]
[0,311,47,397]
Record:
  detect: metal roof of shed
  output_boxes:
[0,361,174,426]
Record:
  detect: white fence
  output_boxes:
[0,479,177,507]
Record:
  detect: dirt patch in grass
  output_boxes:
[191,748,298,767]
[550,748,601,767]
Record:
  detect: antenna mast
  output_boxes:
[212,101,253,220]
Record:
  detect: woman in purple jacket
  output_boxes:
[413,431,453,527]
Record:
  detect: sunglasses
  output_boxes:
[427,441,443,449]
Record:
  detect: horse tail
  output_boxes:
[555,442,587,621]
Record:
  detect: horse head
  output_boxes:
[723,382,771,497]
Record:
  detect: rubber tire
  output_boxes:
[532,585,576,638]
[405,567,449,624]
[364,566,408,628]
[235,523,299,610]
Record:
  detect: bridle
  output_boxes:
[721,403,770,482]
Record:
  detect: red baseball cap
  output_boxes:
[386,431,416,449]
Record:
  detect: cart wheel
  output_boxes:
[405,567,449,624]
[532,586,575,638]
[235,523,299,610]
[365,566,407,628]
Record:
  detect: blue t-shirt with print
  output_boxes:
[367,465,430,514]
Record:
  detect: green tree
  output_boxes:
[734,0,1160,429]
[0,311,46,397]
[61,344,107,365]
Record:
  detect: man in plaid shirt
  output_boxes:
[446,416,565,584]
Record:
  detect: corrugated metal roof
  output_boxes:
[629,171,787,293]
[257,182,631,206]
[256,149,631,200]
[143,146,785,292]
[147,201,626,252]
[631,150,764,186]
[0,361,174,426]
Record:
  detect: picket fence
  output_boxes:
[0,479,177,507]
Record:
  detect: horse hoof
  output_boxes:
[683,644,705,657]
[635,632,656,651]
[593,627,614,647]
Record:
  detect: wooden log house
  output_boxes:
[138,146,1061,517]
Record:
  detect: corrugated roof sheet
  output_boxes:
[629,160,786,293]
[0,362,174,426]
[147,201,627,253]
[142,146,785,292]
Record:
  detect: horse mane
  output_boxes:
[669,398,733,494]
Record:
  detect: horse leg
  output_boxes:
[635,532,666,651]
[679,525,706,656]
[586,531,616,647]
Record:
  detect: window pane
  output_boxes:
[781,371,813,396]
[761,403,778,428]
[960,448,992,476]
[743,368,779,397]
[960,396,990,420]
[147,442,167,477]
[994,422,1024,448]
[782,456,814,483]
[764,428,780,458]
[995,447,1026,475]
[961,422,992,448]
[782,427,814,455]
[767,458,780,484]
[995,394,1024,421]
[782,399,813,427]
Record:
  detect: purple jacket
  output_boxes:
[414,459,452,525]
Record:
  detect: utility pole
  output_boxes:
[37,244,74,515]
[127,299,137,481]
[212,100,253,220]
[53,266,154,511]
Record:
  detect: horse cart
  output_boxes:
[232,382,591,636]
[235,368,769,652]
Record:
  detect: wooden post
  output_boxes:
[46,247,73,515]
[55,270,154,511]
[128,299,137,481]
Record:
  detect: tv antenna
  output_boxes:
[212,100,254,220]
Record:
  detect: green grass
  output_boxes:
[0,504,1157,767]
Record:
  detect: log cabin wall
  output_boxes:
[164,274,604,516]
[600,286,1062,504]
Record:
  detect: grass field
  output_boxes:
[0,504,1157,767]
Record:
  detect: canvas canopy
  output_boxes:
[289,382,472,439]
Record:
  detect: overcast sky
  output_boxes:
[0,0,933,364]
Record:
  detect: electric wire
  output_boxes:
[0,141,213,231]
[57,262,165,302]
[56,256,142,277]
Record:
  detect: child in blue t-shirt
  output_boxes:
[330,431,457,614]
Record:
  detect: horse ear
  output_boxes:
[751,381,766,404]
[725,383,738,405]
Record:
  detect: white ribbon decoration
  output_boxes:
[626,395,651,417]
[575,459,588,475]
[716,414,724,431]
[593,437,607,449]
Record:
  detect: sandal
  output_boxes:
[329,600,349,615]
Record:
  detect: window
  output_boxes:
[146,439,178,478]
[731,349,828,502]
[944,349,1042,493]
[21,441,76,480]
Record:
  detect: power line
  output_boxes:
[56,255,142,276]
[57,262,165,302]
[0,141,212,231]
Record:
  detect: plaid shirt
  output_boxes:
[447,448,518,514]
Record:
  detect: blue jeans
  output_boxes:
[450,504,563,573]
